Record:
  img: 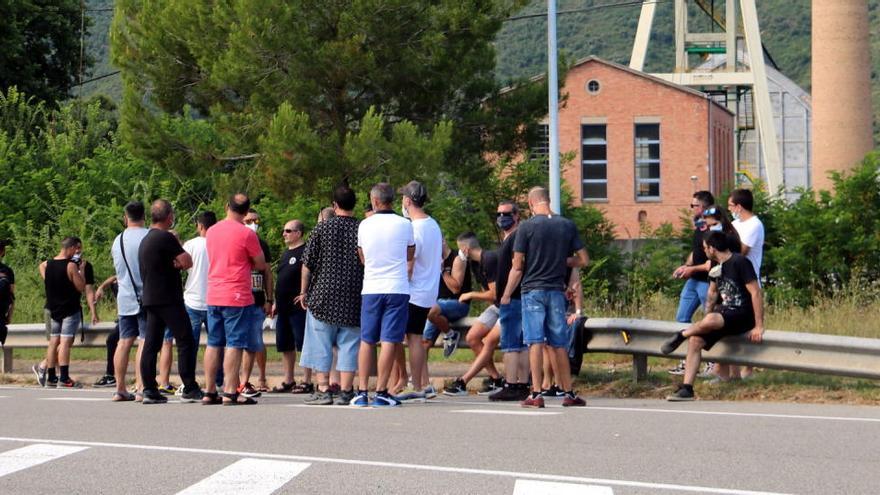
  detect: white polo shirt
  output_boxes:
[358,211,415,295]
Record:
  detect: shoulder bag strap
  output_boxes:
[119,231,142,307]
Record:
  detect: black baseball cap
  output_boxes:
[398,180,428,207]
[0,239,10,249]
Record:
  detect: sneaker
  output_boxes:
[661,330,687,355]
[46,378,58,388]
[333,389,356,405]
[372,392,401,407]
[175,384,185,397]
[327,383,341,396]
[180,388,204,403]
[57,378,82,388]
[442,330,461,358]
[238,382,262,398]
[350,391,370,407]
[562,393,586,407]
[521,393,545,408]
[32,364,47,387]
[142,391,168,404]
[304,390,334,406]
[423,385,437,399]
[394,388,426,403]
[158,384,176,395]
[541,385,565,398]
[477,377,505,396]
[489,383,526,402]
[667,360,686,375]
[93,375,116,388]
[443,378,468,396]
[666,385,695,402]
[698,362,716,378]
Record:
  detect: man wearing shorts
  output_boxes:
[205,193,268,405]
[505,187,589,408]
[239,208,273,397]
[298,185,363,406]
[353,183,415,407]
[272,219,308,393]
[661,231,764,401]
[181,211,216,397]
[110,201,149,401]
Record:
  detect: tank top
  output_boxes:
[437,251,472,300]
[44,259,81,321]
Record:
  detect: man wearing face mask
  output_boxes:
[239,208,273,397]
[423,238,470,358]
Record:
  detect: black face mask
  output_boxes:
[496,215,515,231]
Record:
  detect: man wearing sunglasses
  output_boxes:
[272,219,309,393]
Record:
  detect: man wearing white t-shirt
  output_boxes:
[353,183,415,407]
[184,211,217,394]
[727,188,764,380]
[395,181,442,402]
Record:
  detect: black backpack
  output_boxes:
[568,316,592,376]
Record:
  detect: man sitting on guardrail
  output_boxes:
[661,231,764,401]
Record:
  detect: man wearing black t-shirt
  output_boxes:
[669,191,714,375]
[271,219,308,392]
[661,231,764,401]
[138,200,202,404]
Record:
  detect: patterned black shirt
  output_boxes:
[302,216,363,327]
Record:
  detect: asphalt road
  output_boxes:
[0,385,878,494]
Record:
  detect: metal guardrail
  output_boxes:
[4,318,880,383]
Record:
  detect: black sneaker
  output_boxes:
[46,378,58,388]
[661,331,687,355]
[57,378,82,389]
[238,382,262,398]
[489,383,525,402]
[541,385,565,398]
[477,377,505,396]
[443,378,468,396]
[304,390,333,406]
[666,385,695,402]
[142,391,168,404]
[442,330,461,358]
[180,388,204,403]
[333,389,356,405]
[32,364,47,387]
[94,375,117,388]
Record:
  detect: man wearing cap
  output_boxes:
[394,180,443,402]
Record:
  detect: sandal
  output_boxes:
[221,392,257,406]
[271,381,296,393]
[112,391,135,402]
[201,391,222,405]
[257,382,269,393]
[134,392,144,403]
[291,382,314,394]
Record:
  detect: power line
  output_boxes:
[505,0,671,22]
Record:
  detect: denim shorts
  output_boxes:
[522,290,569,348]
[49,312,82,338]
[118,312,146,340]
[299,311,360,373]
[185,306,207,347]
[245,305,266,352]
[207,305,250,349]
[498,299,525,352]
[423,299,471,342]
[360,293,409,345]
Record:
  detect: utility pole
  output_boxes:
[547,0,561,214]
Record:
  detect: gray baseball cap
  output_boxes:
[399,180,428,207]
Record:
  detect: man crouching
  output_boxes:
[661,231,764,401]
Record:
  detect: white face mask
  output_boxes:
[245,223,259,233]
[709,224,723,232]
[457,249,468,262]
[402,203,410,219]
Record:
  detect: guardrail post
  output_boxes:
[632,353,647,382]
[1,347,12,373]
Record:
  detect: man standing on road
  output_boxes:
[503,187,589,408]
[239,208,273,396]
[488,200,530,402]
[298,185,364,406]
[183,211,216,398]
[206,193,268,405]
[138,200,202,404]
[272,219,308,393]
[395,180,443,402]
[352,183,414,407]
[0,239,15,347]
[661,231,764,401]
[109,201,149,401]
[33,237,89,388]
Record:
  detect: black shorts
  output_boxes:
[405,303,431,335]
[702,310,755,350]
[276,308,306,352]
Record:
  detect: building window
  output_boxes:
[586,79,601,94]
[530,124,550,170]
[634,123,660,200]
[581,124,607,201]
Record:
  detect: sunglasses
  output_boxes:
[703,207,718,216]
[245,219,260,225]
[496,211,514,217]
[283,228,300,233]
[690,203,702,208]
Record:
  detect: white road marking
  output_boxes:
[514,479,614,494]
[39,397,107,401]
[176,458,309,495]
[577,405,880,424]
[0,444,88,478]
[0,436,792,495]
[452,409,561,416]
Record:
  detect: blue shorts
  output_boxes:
[299,311,360,373]
[423,299,471,343]
[163,327,174,343]
[185,306,207,347]
[360,293,409,345]
[522,290,570,348]
[207,305,250,349]
[49,312,81,338]
[118,312,146,340]
[499,299,525,352]
[245,305,266,353]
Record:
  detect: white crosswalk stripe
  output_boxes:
[175,458,310,495]
[513,479,614,495]
[0,444,89,478]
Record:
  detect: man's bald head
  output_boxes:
[528,186,550,204]
[228,193,250,216]
[151,199,174,225]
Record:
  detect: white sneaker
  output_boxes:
[175,384,185,397]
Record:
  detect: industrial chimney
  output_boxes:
[812,0,874,192]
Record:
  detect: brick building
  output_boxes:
[542,57,735,238]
